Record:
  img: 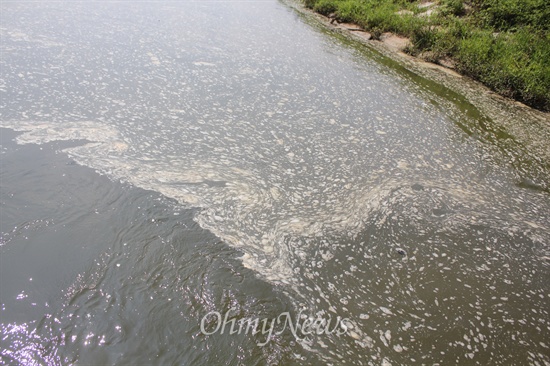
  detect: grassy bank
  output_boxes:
[304,0,550,111]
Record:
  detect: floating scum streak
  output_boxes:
[2,115,548,279]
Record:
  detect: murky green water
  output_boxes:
[1,1,549,365]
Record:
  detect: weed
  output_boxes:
[304,0,550,110]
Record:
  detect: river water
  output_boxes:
[1,1,549,365]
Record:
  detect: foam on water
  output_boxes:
[4,117,546,281]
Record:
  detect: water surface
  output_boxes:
[1,1,549,365]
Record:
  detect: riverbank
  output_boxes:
[283,0,550,172]
[298,0,549,112]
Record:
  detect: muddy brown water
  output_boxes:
[1,1,549,365]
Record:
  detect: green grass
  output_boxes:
[304,0,550,111]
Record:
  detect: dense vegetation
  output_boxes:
[304,0,550,111]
